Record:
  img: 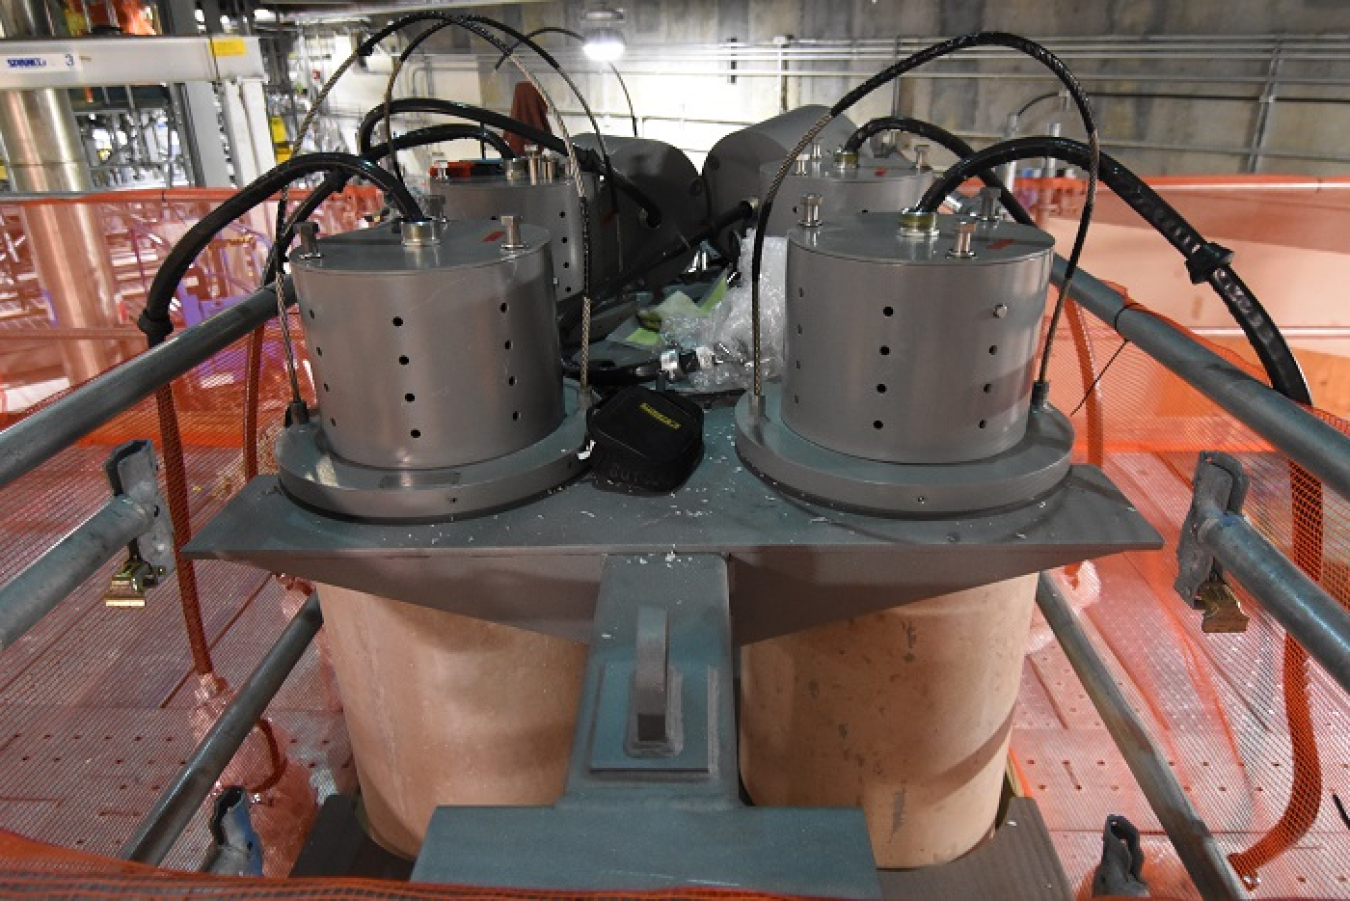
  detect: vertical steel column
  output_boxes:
[0,0,125,384]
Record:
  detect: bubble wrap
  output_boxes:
[662,231,789,392]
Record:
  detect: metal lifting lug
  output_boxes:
[1175,451,1250,632]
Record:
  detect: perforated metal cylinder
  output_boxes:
[782,213,1054,464]
[756,158,931,235]
[428,172,606,302]
[702,106,858,255]
[292,219,562,470]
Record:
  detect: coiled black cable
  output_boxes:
[138,152,423,347]
[915,135,1309,403]
[841,116,1032,226]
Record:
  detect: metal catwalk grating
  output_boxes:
[1011,452,1350,900]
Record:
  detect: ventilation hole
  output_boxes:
[563,261,571,269]
[315,346,322,356]
[504,340,513,350]
[399,355,410,365]
[558,210,566,218]
[410,429,421,438]
[561,236,568,244]
[500,302,508,313]
[860,208,869,214]
[793,395,800,404]
[876,384,887,394]
[795,361,801,370]
[329,418,336,427]
[792,206,798,214]
[512,411,521,421]
[873,420,884,430]
[323,382,330,392]
[883,306,894,317]
[880,345,891,356]
[796,325,803,335]
[989,344,998,355]
[983,383,992,393]
[508,376,517,386]
[404,393,415,403]
[979,420,987,429]
[798,287,804,297]
[565,286,573,293]
[392,316,404,327]
[307,309,315,319]
[490,214,498,220]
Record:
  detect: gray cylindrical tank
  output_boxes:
[571,133,706,290]
[757,156,931,236]
[291,219,562,470]
[702,106,858,254]
[782,213,1054,464]
[428,165,610,303]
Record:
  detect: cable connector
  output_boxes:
[1184,241,1235,285]
[1030,379,1051,410]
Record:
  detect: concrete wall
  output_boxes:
[386,0,1350,177]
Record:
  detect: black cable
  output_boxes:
[357,99,554,159]
[262,123,516,286]
[841,116,1032,226]
[749,31,1098,407]
[558,199,755,339]
[354,99,663,226]
[915,135,1310,403]
[492,26,639,138]
[138,152,422,347]
[359,13,614,213]
[1017,91,1063,120]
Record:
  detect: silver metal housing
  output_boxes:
[702,106,858,255]
[782,213,1055,464]
[290,219,563,471]
[756,157,931,235]
[429,170,608,302]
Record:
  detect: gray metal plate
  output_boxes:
[878,797,1072,900]
[274,402,587,522]
[190,406,1160,644]
[737,387,1073,514]
[412,804,881,897]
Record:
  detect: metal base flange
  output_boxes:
[276,397,588,523]
[735,385,1073,516]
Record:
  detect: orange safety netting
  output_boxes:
[0,179,1347,899]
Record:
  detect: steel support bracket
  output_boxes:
[104,441,174,606]
[1175,451,1250,632]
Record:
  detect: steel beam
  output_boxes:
[0,283,290,491]
[0,495,153,648]
[1194,499,1350,698]
[1057,260,1350,503]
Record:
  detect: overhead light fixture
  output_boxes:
[582,3,625,62]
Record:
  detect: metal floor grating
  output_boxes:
[0,445,1346,893]
[1013,452,1350,900]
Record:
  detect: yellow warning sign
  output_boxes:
[210,36,247,58]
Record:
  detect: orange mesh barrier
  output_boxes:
[0,176,1347,898]
[0,829,826,900]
